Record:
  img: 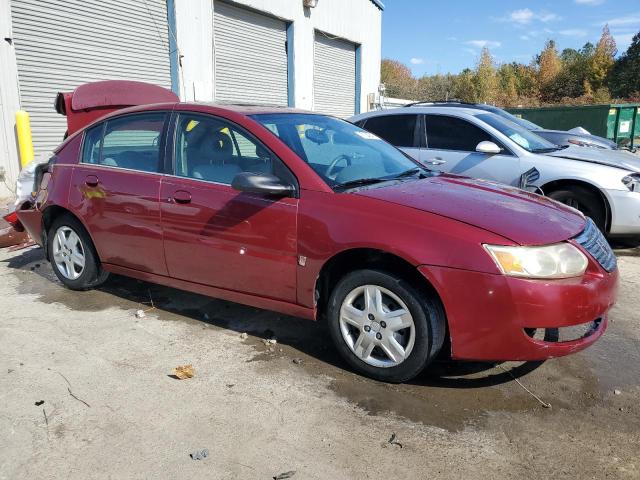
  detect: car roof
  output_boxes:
[351,106,489,120]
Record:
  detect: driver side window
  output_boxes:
[174,114,293,185]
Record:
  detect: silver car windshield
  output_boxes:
[477,113,560,153]
[251,113,423,189]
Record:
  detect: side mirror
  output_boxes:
[476,141,502,155]
[231,172,295,197]
[305,128,329,144]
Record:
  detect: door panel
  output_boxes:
[420,149,522,186]
[160,177,298,302]
[68,165,167,274]
[422,114,522,186]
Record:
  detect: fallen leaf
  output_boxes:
[172,364,194,379]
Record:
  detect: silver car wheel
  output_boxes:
[339,284,416,368]
[52,226,86,280]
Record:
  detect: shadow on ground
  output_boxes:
[4,246,611,431]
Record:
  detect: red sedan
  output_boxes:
[18,102,618,382]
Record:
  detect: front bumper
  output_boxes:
[606,188,640,235]
[418,264,618,361]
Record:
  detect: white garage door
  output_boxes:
[214,1,288,106]
[10,0,172,157]
[313,32,357,118]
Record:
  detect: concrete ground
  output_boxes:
[0,243,639,480]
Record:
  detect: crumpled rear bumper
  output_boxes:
[16,207,43,247]
[418,264,618,361]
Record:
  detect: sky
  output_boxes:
[381,0,640,76]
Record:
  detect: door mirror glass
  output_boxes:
[476,141,502,155]
[231,172,294,197]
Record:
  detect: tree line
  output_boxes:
[381,26,640,107]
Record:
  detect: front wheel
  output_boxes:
[48,214,109,290]
[327,269,446,383]
[547,186,606,233]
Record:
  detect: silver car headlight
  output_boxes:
[483,243,588,279]
[622,173,640,192]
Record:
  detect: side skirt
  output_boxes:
[102,263,317,321]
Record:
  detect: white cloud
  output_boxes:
[509,8,534,24]
[575,0,604,5]
[501,8,561,24]
[465,40,502,49]
[409,57,424,65]
[558,29,588,36]
[520,35,530,40]
[613,32,635,50]
[601,14,640,27]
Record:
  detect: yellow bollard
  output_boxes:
[15,110,34,168]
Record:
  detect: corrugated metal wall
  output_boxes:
[213,1,288,106]
[313,32,356,118]
[10,0,172,157]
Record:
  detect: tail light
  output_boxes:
[3,211,20,227]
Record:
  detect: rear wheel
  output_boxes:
[48,214,108,290]
[548,186,606,233]
[327,269,446,383]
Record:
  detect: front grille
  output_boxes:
[573,217,617,272]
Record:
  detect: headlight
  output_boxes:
[622,173,640,192]
[484,243,588,279]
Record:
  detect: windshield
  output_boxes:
[476,113,559,153]
[480,105,542,131]
[251,113,422,188]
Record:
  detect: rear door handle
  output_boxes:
[85,175,99,187]
[172,190,192,204]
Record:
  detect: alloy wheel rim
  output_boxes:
[339,284,416,368]
[52,226,86,280]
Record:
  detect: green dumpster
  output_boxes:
[507,103,640,150]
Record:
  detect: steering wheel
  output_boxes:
[326,154,353,180]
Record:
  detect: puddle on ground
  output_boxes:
[4,246,639,431]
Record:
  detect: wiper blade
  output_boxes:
[334,177,387,191]
[391,167,423,179]
[532,146,565,153]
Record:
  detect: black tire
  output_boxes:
[548,186,606,232]
[327,269,446,383]
[47,214,109,290]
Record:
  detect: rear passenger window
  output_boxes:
[81,113,166,173]
[361,115,417,147]
[425,115,493,151]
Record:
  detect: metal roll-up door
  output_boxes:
[214,1,288,106]
[10,0,172,157]
[313,33,356,118]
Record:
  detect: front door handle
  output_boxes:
[85,175,99,187]
[425,157,446,166]
[173,190,192,204]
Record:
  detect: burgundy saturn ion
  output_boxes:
[17,82,619,382]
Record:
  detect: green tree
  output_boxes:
[537,40,562,101]
[610,31,640,97]
[497,63,519,106]
[474,47,498,103]
[589,25,617,91]
[454,69,477,103]
[380,59,417,99]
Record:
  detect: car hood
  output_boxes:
[545,145,640,172]
[355,175,586,246]
[539,129,618,148]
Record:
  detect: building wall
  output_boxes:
[0,0,22,199]
[174,0,382,111]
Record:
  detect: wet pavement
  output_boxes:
[1,245,640,479]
